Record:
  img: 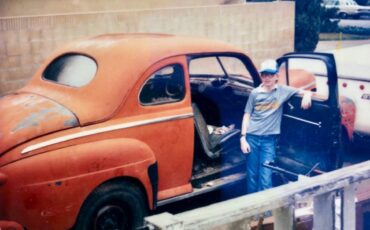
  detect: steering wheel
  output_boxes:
[165,80,183,98]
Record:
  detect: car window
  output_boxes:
[189,56,253,80]
[324,0,337,5]
[219,56,252,80]
[279,58,329,100]
[139,64,185,105]
[189,57,225,76]
[43,54,97,87]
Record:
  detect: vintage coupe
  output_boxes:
[0,34,352,229]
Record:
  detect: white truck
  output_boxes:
[287,44,369,151]
[331,44,370,147]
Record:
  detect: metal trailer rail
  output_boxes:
[145,160,370,230]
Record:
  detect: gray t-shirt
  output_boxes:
[244,85,298,135]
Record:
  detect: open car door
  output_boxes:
[274,53,341,181]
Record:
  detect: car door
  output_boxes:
[275,53,341,176]
[125,56,195,201]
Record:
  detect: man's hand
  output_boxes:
[240,137,251,154]
[301,91,312,110]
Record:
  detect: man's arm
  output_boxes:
[297,89,312,110]
[240,113,251,154]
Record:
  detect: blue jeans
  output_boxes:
[246,134,277,194]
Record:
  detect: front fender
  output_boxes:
[1,138,156,230]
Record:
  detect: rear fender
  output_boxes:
[1,138,157,230]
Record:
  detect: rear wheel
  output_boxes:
[75,181,148,230]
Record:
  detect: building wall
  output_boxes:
[0,2,294,95]
[0,0,245,17]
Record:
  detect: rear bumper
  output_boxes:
[0,220,23,230]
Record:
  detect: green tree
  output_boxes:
[320,6,339,33]
[355,0,369,5]
[294,0,321,51]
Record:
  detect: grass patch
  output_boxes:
[320,32,370,41]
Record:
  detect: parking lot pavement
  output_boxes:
[316,38,370,51]
[339,18,370,29]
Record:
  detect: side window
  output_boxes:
[43,54,97,87]
[279,58,329,100]
[189,55,254,88]
[139,64,185,105]
[219,56,252,81]
[189,57,225,76]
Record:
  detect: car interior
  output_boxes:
[189,74,249,189]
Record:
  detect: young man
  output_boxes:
[240,59,312,194]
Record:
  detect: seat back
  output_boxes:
[192,103,219,159]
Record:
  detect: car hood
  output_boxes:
[0,93,79,155]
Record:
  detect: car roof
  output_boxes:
[20,33,243,125]
[67,33,240,58]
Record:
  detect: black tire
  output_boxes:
[75,181,148,230]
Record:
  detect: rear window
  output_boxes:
[43,54,97,87]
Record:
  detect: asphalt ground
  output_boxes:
[317,17,370,51]
[339,17,370,29]
[316,38,370,51]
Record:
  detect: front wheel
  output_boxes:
[75,181,148,230]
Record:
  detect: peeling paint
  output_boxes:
[12,113,41,132]
[0,93,79,154]
[40,210,54,217]
[12,104,77,133]
[10,94,37,106]
[64,118,78,128]
[55,181,62,186]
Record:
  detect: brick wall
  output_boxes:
[0,0,245,17]
[0,2,294,95]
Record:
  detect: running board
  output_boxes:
[157,172,246,207]
[192,161,244,181]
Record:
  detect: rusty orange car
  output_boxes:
[0,34,353,229]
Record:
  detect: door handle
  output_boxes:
[287,102,294,110]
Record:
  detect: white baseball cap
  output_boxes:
[259,59,278,74]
